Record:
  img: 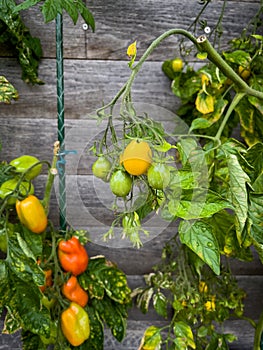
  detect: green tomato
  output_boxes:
[10,155,42,180]
[110,170,132,197]
[147,163,170,190]
[92,156,112,182]
[0,178,34,205]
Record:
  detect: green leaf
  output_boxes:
[173,321,196,349]
[227,154,250,245]
[7,281,51,337]
[169,169,200,190]
[179,220,220,275]
[62,0,79,24]
[13,0,41,13]
[0,0,43,84]
[189,118,212,132]
[167,189,232,220]
[223,50,251,66]
[92,297,127,342]
[245,142,263,186]
[85,306,104,350]
[41,0,63,22]
[153,292,167,318]
[81,256,131,304]
[249,192,263,245]
[7,232,45,286]
[207,96,228,123]
[74,0,95,31]
[138,326,162,350]
[0,76,19,104]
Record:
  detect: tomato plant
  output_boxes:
[88,1,263,348]
[0,144,132,349]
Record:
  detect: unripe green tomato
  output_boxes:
[92,156,112,182]
[10,155,42,180]
[0,178,34,205]
[110,170,132,197]
[147,163,170,190]
[171,58,183,72]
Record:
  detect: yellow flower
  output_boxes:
[204,295,216,311]
[199,281,208,293]
[127,41,137,57]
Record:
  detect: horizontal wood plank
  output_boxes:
[0,59,179,118]
[0,0,260,60]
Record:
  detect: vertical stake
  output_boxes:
[56,13,67,231]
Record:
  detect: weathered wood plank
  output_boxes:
[0,59,179,118]
[0,0,260,60]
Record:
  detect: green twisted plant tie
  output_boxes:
[56,13,67,231]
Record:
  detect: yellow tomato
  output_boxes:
[120,139,152,176]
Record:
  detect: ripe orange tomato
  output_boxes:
[120,139,152,176]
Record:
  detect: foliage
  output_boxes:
[133,240,248,349]
[0,150,131,349]
[87,2,263,348]
[0,76,19,104]
[0,0,94,86]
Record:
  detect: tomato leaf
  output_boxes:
[5,281,51,337]
[153,292,168,318]
[223,50,251,66]
[85,306,104,350]
[173,321,196,349]
[195,91,214,114]
[0,76,19,104]
[138,325,162,350]
[189,118,212,132]
[81,256,131,304]
[245,142,263,187]
[7,232,45,286]
[136,287,154,314]
[167,189,232,220]
[227,154,250,245]
[92,296,127,342]
[179,220,220,275]
[0,0,43,84]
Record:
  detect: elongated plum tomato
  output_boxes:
[147,163,170,190]
[120,139,152,176]
[92,156,111,182]
[110,170,132,197]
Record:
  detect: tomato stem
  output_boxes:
[42,141,60,215]
[254,310,263,350]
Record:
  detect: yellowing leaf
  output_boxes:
[138,326,162,350]
[195,91,214,114]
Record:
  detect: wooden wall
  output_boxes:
[0,0,262,348]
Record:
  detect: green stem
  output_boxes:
[254,310,263,350]
[42,141,60,215]
[197,35,263,100]
[123,29,199,101]
[215,92,245,141]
